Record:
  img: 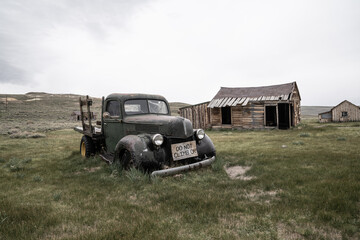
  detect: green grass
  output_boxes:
[0,119,359,239]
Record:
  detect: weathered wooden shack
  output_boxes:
[180,82,301,129]
[179,102,211,129]
[319,100,360,123]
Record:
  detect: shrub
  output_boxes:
[52,192,62,201]
[5,158,31,172]
[299,133,311,137]
[33,175,43,182]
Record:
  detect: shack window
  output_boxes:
[106,100,120,117]
[342,111,348,117]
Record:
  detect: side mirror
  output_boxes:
[103,112,111,119]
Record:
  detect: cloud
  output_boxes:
[0,0,359,106]
[0,59,26,83]
[0,0,150,84]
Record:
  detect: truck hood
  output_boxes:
[123,115,194,139]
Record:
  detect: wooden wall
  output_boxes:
[232,103,265,128]
[332,101,360,122]
[209,100,300,129]
[319,112,332,123]
[181,99,302,129]
[210,108,221,126]
[179,102,211,129]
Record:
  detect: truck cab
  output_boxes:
[75,94,216,176]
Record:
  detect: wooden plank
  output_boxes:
[218,97,229,108]
[212,99,220,108]
[242,98,250,106]
[210,99,218,108]
[227,97,236,106]
[215,98,225,108]
[223,97,231,107]
[231,98,241,106]
[227,98,236,106]
[239,97,247,105]
[235,98,244,105]
[208,100,215,108]
[211,99,218,108]
[223,97,232,107]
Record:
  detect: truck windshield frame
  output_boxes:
[124,99,169,115]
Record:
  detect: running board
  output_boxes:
[99,153,113,164]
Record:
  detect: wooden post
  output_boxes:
[289,104,291,128]
[264,105,266,127]
[276,104,279,129]
[86,95,92,131]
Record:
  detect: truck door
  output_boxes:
[103,100,124,153]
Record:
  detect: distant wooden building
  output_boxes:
[180,82,301,129]
[319,100,360,123]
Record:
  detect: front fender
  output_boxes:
[114,135,164,169]
[196,134,216,158]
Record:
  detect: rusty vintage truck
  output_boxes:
[74,93,216,176]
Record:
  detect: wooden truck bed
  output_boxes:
[74,95,103,139]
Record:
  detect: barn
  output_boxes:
[319,100,360,123]
[180,82,301,129]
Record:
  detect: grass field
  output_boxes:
[1,117,359,239]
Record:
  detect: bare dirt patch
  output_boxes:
[224,165,256,180]
[0,97,20,103]
[25,98,42,102]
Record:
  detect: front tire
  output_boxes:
[80,136,95,158]
[120,149,135,169]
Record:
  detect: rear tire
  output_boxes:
[80,136,95,158]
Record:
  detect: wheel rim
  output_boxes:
[81,142,86,157]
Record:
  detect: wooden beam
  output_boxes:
[276,104,279,129]
[242,98,250,106]
[227,97,236,106]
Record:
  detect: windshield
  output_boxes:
[124,99,169,115]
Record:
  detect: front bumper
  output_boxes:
[150,156,216,177]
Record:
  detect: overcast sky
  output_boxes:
[0,0,359,105]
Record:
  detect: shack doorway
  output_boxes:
[278,103,290,129]
[221,107,232,125]
[265,106,277,127]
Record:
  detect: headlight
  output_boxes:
[152,134,164,146]
[196,129,205,140]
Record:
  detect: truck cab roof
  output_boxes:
[105,93,167,102]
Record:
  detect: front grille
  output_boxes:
[163,135,199,166]
[166,136,195,145]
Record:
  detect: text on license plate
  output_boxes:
[171,140,198,161]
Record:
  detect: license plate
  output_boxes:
[171,140,198,161]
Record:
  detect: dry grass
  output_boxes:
[0,94,359,239]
